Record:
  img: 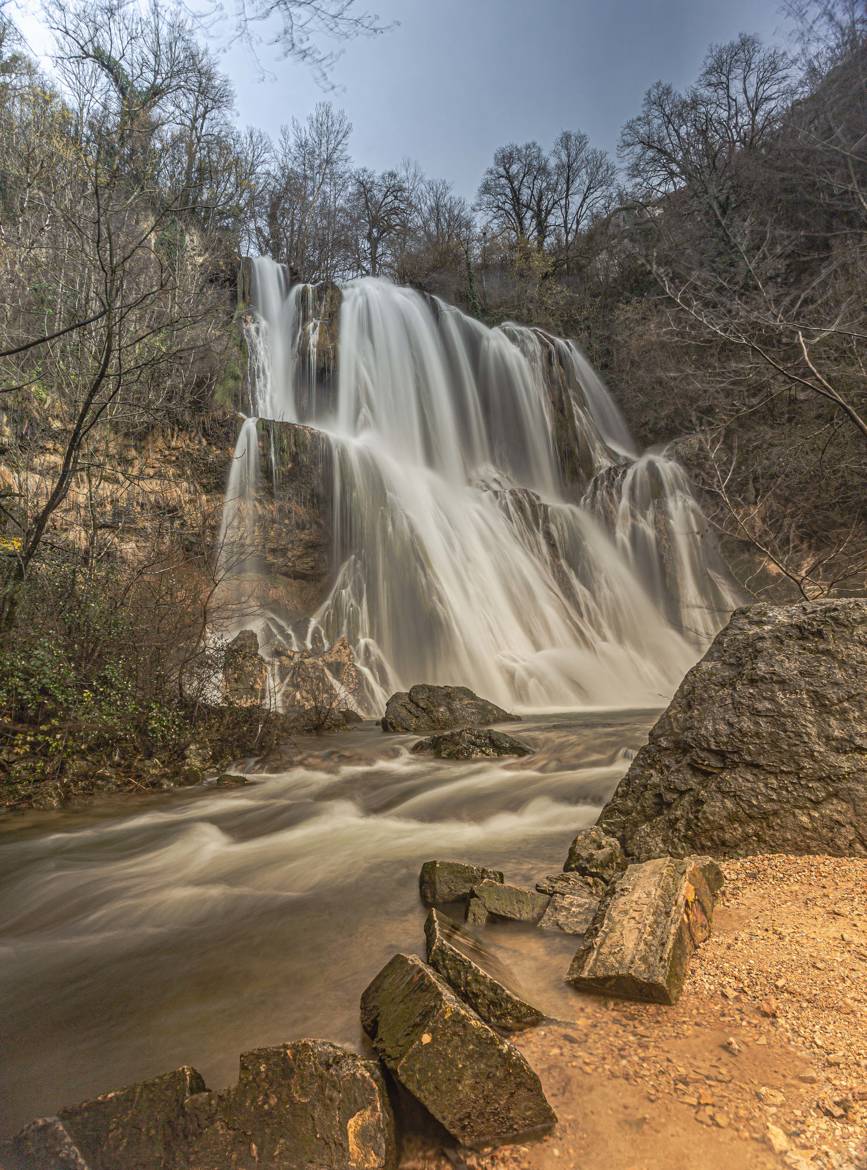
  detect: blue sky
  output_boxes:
[17,0,789,199]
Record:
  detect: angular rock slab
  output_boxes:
[361,953,556,1147]
[566,857,723,1005]
[562,827,626,885]
[381,684,517,733]
[13,1067,205,1170]
[536,871,605,898]
[466,880,550,925]
[419,860,504,906]
[412,727,533,760]
[538,889,599,936]
[425,909,544,1031]
[183,1041,396,1170]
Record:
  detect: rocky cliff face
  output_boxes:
[597,599,867,859]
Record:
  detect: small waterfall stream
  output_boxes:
[220,257,738,712]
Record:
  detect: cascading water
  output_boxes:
[218,256,739,713]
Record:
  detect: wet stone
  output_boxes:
[419,860,504,906]
[536,871,605,898]
[425,909,544,1031]
[465,879,550,925]
[381,684,518,734]
[411,727,533,760]
[360,952,556,1148]
[566,856,723,1005]
[563,827,627,885]
[538,889,599,936]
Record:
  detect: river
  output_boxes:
[0,709,655,1137]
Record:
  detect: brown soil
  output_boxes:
[403,855,867,1170]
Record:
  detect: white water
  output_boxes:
[222,257,738,712]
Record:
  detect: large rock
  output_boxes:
[360,953,556,1147]
[566,856,723,1005]
[381,684,517,734]
[183,1041,396,1170]
[597,600,867,859]
[13,1067,205,1170]
[465,880,550,925]
[13,1045,396,1170]
[538,888,599,936]
[425,909,544,1031]
[411,727,533,760]
[419,860,504,906]
[562,827,626,885]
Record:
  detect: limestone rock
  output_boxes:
[465,880,550,925]
[360,953,556,1147]
[563,827,626,884]
[411,727,533,760]
[597,600,867,859]
[566,856,723,1004]
[538,889,599,936]
[425,909,544,1031]
[381,684,517,734]
[13,1066,205,1170]
[419,860,504,906]
[536,871,605,898]
[223,630,268,707]
[183,1041,396,1170]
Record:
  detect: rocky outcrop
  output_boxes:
[566,856,723,1005]
[465,880,550,925]
[360,953,556,1147]
[419,860,504,906]
[223,630,269,706]
[13,1044,396,1170]
[381,684,517,734]
[425,909,544,1031]
[411,727,533,759]
[597,600,867,860]
[563,827,627,885]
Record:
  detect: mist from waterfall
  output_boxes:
[220,256,738,713]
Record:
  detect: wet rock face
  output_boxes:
[538,888,599,936]
[13,1067,206,1170]
[597,600,867,860]
[465,880,551,925]
[566,856,723,1005]
[563,827,627,885]
[360,953,556,1147]
[184,1041,396,1170]
[411,727,533,759]
[425,909,544,1031]
[13,1045,396,1170]
[381,684,518,734]
[419,860,504,906]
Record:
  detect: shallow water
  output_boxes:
[0,710,655,1136]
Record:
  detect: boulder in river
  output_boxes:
[425,909,544,1031]
[566,856,723,1005]
[419,860,504,906]
[465,880,550,925]
[597,599,867,860]
[562,827,627,885]
[411,727,533,759]
[13,1066,205,1170]
[360,952,556,1147]
[381,684,517,733]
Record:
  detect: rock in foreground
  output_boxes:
[14,1044,396,1170]
[563,827,627,884]
[419,860,504,906]
[361,953,555,1147]
[381,684,517,733]
[597,600,867,860]
[411,727,533,760]
[566,856,723,1005]
[425,909,544,1030]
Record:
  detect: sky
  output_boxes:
[16,0,790,200]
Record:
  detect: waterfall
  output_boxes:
[218,256,739,713]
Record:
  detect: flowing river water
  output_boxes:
[0,709,656,1137]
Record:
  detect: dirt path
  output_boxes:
[404,855,867,1170]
